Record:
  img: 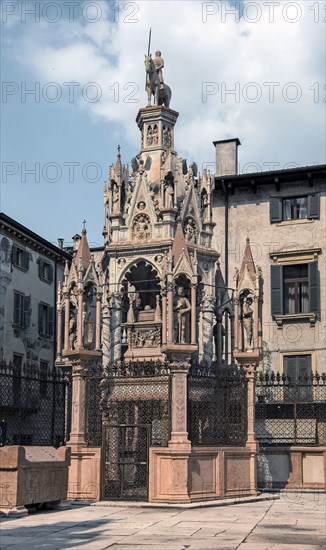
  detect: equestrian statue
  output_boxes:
[144,50,172,109]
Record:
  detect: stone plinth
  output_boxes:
[0,446,71,517]
[149,446,254,503]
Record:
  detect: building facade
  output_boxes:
[212,145,326,377]
[0,213,70,370]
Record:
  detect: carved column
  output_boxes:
[68,360,88,446]
[161,287,167,345]
[169,359,191,448]
[101,304,111,369]
[167,278,174,344]
[77,289,84,350]
[57,293,63,360]
[63,291,70,352]
[190,283,196,345]
[95,291,102,350]
[244,363,258,494]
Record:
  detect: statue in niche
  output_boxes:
[111,182,119,214]
[83,289,94,348]
[164,178,174,209]
[201,190,209,222]
[133,214,151,241]
[241,295,254,350]
[163,127,172,148]
[184,217,197,242]
[69,310,76,350]
[146,125,153,146]
[152,124,158,145]
[174,286,191,344]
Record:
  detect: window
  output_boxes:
[13,292,30,328]
[12,245,29,271]
[283,265,308,314]
[282,196,307,220]
[38,258,53,283]
[38,303,54,337]
[40,360,48,397]
[283,354,312,401]
[271,261,318,318]
[270,194,320,223]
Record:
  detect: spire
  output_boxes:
[74,222,92,271]
[239,236,256,280]
[115,145,122,178]
[171,222,191,265]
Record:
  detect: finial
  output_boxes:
[82,219,86,235]
[117,144,121,156]
[246,229,250,242]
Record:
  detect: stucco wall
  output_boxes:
[212,178,326,371]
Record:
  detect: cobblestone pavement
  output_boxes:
[0,493,325,549]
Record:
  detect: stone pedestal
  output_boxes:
[64,350,102,501]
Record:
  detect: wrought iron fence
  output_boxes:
[0,362,71,447]
[188,362,248,446]
[255,371,326,445]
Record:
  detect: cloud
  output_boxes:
[3,0,326,170]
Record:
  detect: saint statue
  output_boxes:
[174,286,191,344]
[164,180,174,209]
[242,296,254,350]
[69,311,76,350]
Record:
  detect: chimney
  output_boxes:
[213,138,241,177]
[57,238,64,250]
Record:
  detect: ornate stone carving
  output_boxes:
[132,214,151,241]
[183,216,198,242]
[129,327,161,348]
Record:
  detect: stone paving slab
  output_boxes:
[0,492,325,549]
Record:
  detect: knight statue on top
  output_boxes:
[144,31,171,108]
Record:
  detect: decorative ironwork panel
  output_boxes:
[103,424,150,501]
[85,376,103,447]
[188,364,248,446]
[101,360,171,500]
[255,371,326,445]
[0,363,69,447]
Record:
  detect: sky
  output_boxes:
[1,0,325,247]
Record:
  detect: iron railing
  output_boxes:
[255,371,326,445]
[0,362,71,447]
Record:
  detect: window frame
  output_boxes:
[12,245,29,271]
[38,258,54,284]
[270,250,320,327]
[38,302,54,338]
[270,194,320,224]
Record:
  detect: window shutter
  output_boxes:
[11,245,18,266]
[38,257,43,278]
[13,292,21,324]
[308,261,318,314]
[307,194,320,219]
[270,197,282,223]
[23,295,31,328]
[38,303,43,335]
[271,264,283,316]
[48,307,54,337]
[48,263,54,283]
[23,250,29,271]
